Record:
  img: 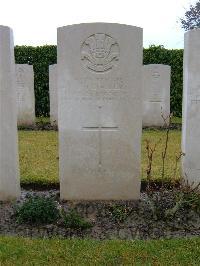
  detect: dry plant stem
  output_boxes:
[161,113,173,186]
[161,126,170,180]
[146,140,155,180]
[172,152,184,182]
[145,139,161,184]
[181,179,200,193]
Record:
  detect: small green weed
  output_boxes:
[15,196,60,225]
[63,209,92,230]
[166,181,200,217]
[109,205,132,223]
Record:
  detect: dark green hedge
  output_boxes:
[14,45,183,117]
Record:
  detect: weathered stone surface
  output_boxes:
[182,28,200,186]
[0,26,20,200]
[142,64,171,127]
[16,64,35,126]
[58,23,143,200]
[49,64,58,125]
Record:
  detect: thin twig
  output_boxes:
[161,112,173,186]
[172,151,184,182]
[145,138,161,191]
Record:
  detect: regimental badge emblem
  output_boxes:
[81,33,120,73]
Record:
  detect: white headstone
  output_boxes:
[16,64,35,126]
[0,26,20,200]
[182,28,200,186]
[49,64,58,125]
[142,64,171,127]
[58,23,143,200]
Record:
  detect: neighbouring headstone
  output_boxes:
[58,23,143,200]
[182,28,200,186]
[0,26,20,200]
[142,64,171,127]
[49,64,58,126]
[16,64,35,126]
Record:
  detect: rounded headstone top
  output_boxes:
[0,25,12,30]
[58,23,142,31]
[184,27,200,46]
[143,64,171,69]
[16,64,33,67]
[0,25,13,37]
[184,27,200,40]
[185,27,200,33]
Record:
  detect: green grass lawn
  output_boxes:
[36,116,182,125]
[0,237,199,265]
[19,131,58,185]
[19,129,181,185]
[36,117,50,123]
[171,116,182,124]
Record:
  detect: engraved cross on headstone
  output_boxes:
[190,87,200,104]
[82,106,118,170]
[191,94,200,104]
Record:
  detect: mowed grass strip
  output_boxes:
[0,237,199,265]
[19,131,58,185]
[19,129,181,185]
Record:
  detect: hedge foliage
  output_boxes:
[14,45,183,117]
